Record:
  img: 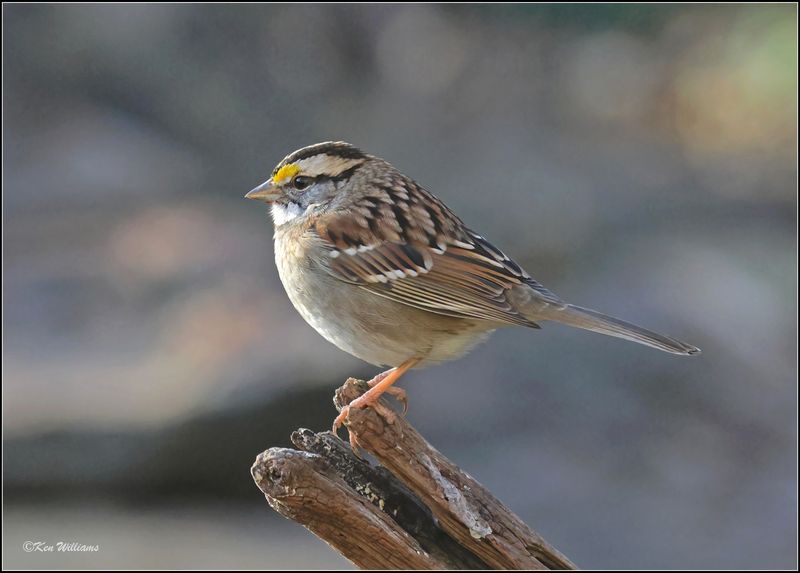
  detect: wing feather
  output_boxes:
[311,173,563,327]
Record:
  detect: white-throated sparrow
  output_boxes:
[246,141,699,446]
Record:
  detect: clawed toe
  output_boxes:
[384,386,408,414]
[372,400,397,424]
[332,406,349,434]
[332,405,363,454]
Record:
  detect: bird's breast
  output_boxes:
[272,227,495,367]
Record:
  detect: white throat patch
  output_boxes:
[271,202,305,226]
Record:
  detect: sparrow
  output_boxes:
[246,141,699,447]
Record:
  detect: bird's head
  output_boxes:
[245,141,374,226]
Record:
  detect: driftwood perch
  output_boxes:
[251,378,577,570]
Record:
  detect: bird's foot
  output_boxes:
[332,383,398,453]
[367,369,408,414]
[332,406,361,452]
[332,359,419,453]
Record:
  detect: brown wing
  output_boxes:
[312,174,565,327]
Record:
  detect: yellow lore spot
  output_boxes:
[273,163,300,185]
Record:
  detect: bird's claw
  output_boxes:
[383,386,408,414]
[332,405,363,454]
[331,361,418,454]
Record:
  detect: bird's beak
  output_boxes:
[245,179,281,203]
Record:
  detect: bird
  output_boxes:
[245,141,699,448]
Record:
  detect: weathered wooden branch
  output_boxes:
[251,378,577,570]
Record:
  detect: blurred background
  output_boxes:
[2,3,797,569]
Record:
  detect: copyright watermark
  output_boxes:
[23,541,100,553]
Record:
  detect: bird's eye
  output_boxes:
[292,176,312,190]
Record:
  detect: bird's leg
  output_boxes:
[333,357,420,451]
[366,367,408,414]
[366,367,394,386]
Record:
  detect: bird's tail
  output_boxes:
[542,304,700,355]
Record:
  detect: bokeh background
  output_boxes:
[3,3,797,569]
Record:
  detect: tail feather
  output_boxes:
[544,304,700,355]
